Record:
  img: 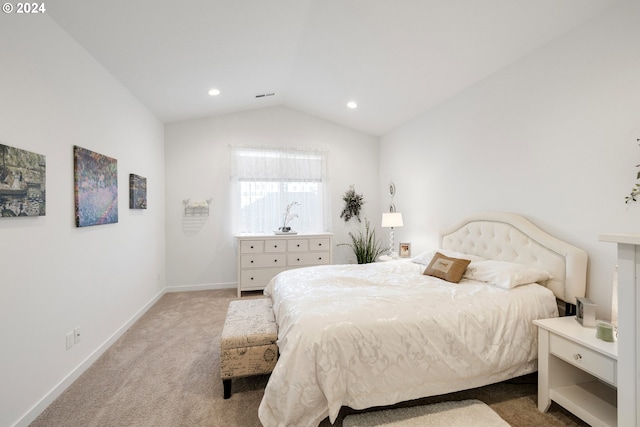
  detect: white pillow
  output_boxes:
[464,260,553,289]
[412,249,486,266]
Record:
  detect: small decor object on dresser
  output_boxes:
[129,174,147,209]
[277,201,299,234]
[576,297,597,327]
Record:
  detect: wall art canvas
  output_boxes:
[129,174,147,209]
[74,145,118,227]
[0,143,46,217]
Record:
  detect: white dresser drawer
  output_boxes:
[288,239,309,252]
[239,267,285,290]
[241,254,286,269]
[240,240,264,254]
[550,334,616,385]
[264,240,286,252]
[288,252,331,267]
[310,238,330,251]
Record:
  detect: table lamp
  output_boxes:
[381,212,404,257]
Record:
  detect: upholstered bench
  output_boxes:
[220,298,278,399]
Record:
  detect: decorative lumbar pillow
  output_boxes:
[412,249,485,266]
[423,252,471,283]
[464,260,553,289]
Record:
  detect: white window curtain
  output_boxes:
[230,146,331,234]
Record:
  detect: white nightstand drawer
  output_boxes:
[241,254,286,269]
[550,334,616,385]
[310,238,330,251]
[264,240,286,252]
[240,240,264,254]
[288,252,331,267]
[288,239,309,252]
[240,267,285,289]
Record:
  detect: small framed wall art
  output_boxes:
[0,143,46,217]
[129,174,147,209]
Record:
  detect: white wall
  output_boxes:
[380,0,640,320]
[164,106,379,289]
[0,15,166,427]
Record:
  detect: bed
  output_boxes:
[258,212,588,427]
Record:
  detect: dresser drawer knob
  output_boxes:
[274,245,278,248]
[573,353,582,361]
[297,244,300,247]
[274,259,278,263]
[250,245,254,249]
[250,260,254,264]
[250,277,254,281]
[318,257,322,260]
[297,258,300,261]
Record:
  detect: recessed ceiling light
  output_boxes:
[208,88,221,96]
[347,101,357,109]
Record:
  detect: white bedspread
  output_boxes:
[258,260,558,427]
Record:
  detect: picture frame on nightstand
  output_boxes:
[399,242,411,258]
[576,297,597,327]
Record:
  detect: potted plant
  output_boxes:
[340,185,364,222]
[339,218,387,264]
[279,201,299,232]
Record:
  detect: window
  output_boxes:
[230,146,330,234]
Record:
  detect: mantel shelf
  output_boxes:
[599,233,640,246]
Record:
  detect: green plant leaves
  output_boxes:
[340,185,364,222]
[338,218,388,264]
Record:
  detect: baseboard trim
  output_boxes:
[13,288,167,427]
[165,282,236,293]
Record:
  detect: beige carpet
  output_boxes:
[31,289,590,427]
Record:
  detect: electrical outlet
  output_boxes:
[74,327,81,344]
[66,332,74,350]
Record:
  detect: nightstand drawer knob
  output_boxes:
[573,353,582,361]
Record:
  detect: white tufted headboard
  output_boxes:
[440,212,588,305]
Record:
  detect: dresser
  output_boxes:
[534,316,618,427]
[235,233,333,297]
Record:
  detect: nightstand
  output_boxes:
[534,316,618,427]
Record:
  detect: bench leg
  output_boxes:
[223,379,232,399]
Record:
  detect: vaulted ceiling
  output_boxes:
[49,0,622,136]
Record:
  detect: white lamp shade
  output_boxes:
[381,212,403,228]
